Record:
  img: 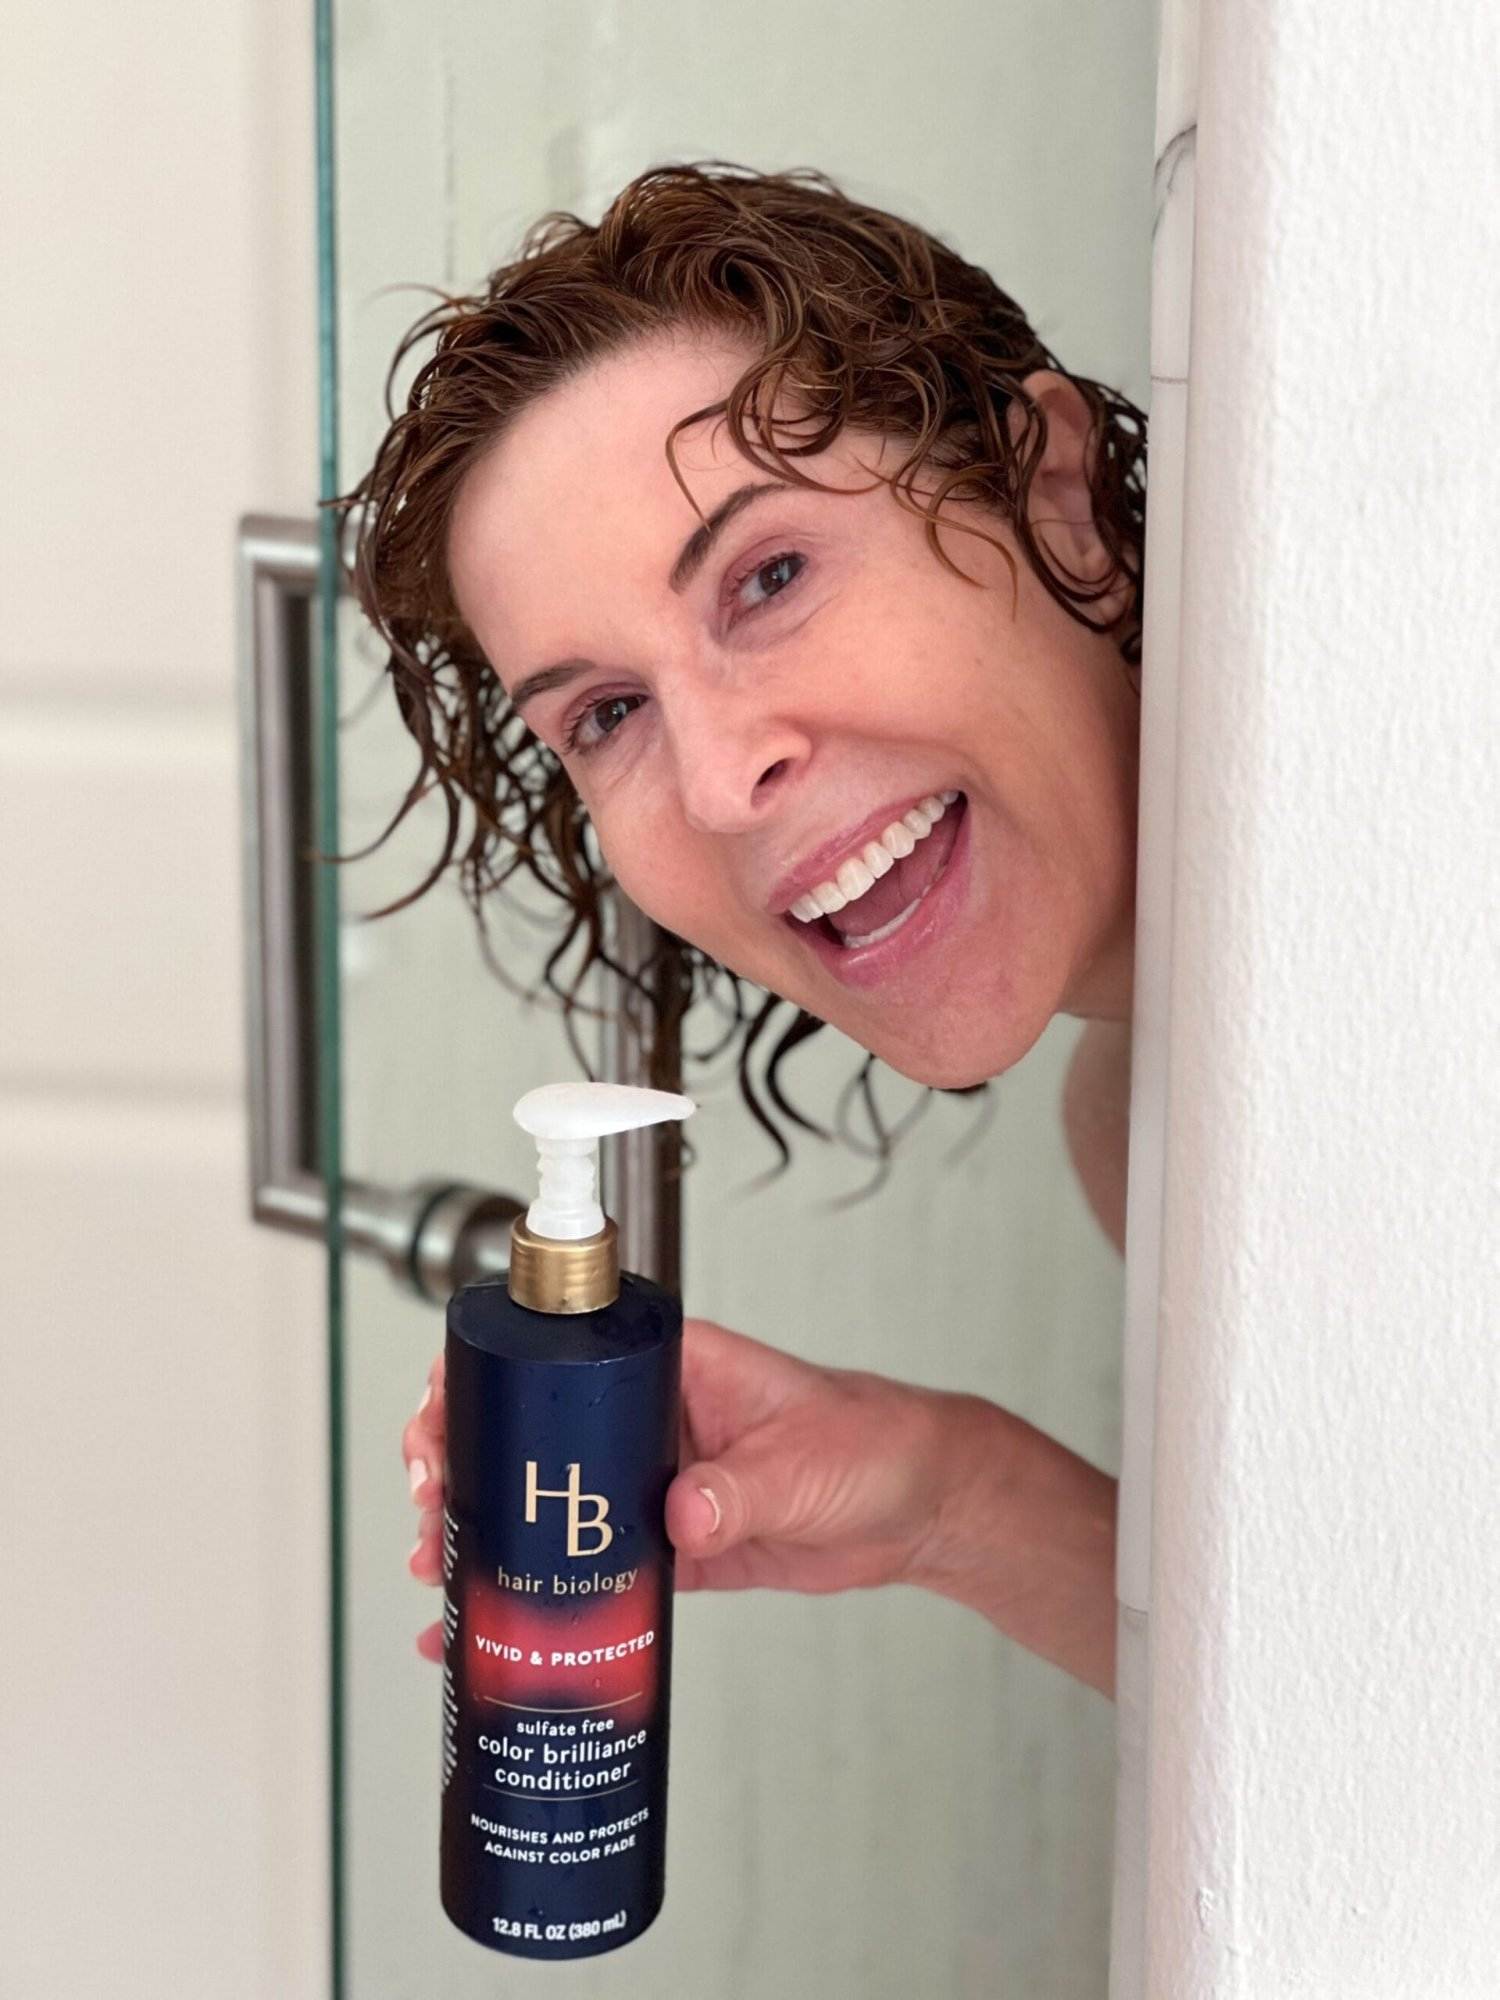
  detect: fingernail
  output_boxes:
[408,1456,429,1499]
[417,1383,434,1417]
[698,1485,722,1536]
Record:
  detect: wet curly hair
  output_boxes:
[330,159,1146,1176]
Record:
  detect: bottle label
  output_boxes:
[440,1474,672,1955]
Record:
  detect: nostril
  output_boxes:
[756,758,791,791]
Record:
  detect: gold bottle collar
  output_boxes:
[507,1214,619,1315]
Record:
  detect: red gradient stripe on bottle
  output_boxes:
[462,1567,664,1711]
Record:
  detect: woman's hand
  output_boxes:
[401,1319,1117,1695]
[402,1355,449,1663]
[663,1318,966,1597]
[398,1321,943,1652]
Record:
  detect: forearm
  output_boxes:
[911,1394,1118,1698]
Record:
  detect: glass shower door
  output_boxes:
[316,4,1150,1994]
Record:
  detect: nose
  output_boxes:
[665,681,811,835]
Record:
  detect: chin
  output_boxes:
[855,1007,1051,1092]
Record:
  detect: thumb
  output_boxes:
[666,1443,812,1561]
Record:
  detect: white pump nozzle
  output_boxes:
[513,1082,696,1242]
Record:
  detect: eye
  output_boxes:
[729,549,807,620]
[564,692,646,755]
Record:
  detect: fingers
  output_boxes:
[682,1318,804,1420]
[402,1353,446,1510]
[669,1330,827,1562]
[678,1317,810,1461]
[403,1355,447,1664]
[408,1507,442,1584]
[665,1475,725,1558]
[666,1440,810,1563]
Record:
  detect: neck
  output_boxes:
[1065,654,1140,1025]
[1064,910,1136,1023]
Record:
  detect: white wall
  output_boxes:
[0,7,326,1997]
[1136,1,1500,1993]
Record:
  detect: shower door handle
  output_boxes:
[235,514,682,1299]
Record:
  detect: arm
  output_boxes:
[908,1392,1117,1697]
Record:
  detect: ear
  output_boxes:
[1007,368,1130,622]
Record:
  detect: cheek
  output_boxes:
[589,795,722,939]
[594,806,781,991]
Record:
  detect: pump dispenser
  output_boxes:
[439,1081,694,1961]
[507,1083,694,1314]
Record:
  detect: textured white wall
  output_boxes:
[1141,1,1500,1993]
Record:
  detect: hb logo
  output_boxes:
[524,1461,614,1556]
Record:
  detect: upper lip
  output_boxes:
[764,791,958,916]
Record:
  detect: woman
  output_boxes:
[347,161,1143,1700]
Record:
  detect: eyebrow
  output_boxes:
[507,479,793,713]
[668,478,791,593]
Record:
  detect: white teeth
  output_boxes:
[841,897,924,951]
[784,790,962,923]
[836,855,875,901]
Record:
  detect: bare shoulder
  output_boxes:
[1060,1019,1132,1257]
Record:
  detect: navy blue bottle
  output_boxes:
[439,1083,694,1960]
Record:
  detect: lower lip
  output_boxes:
[789,798,975,991]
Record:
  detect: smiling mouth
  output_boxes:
[782,791,968,952]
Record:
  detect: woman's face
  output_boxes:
[447,329,1138,1089]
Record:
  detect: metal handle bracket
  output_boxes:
[235,514,680,1299]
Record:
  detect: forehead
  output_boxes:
[505,327,756,496]
[447,328,761,608]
